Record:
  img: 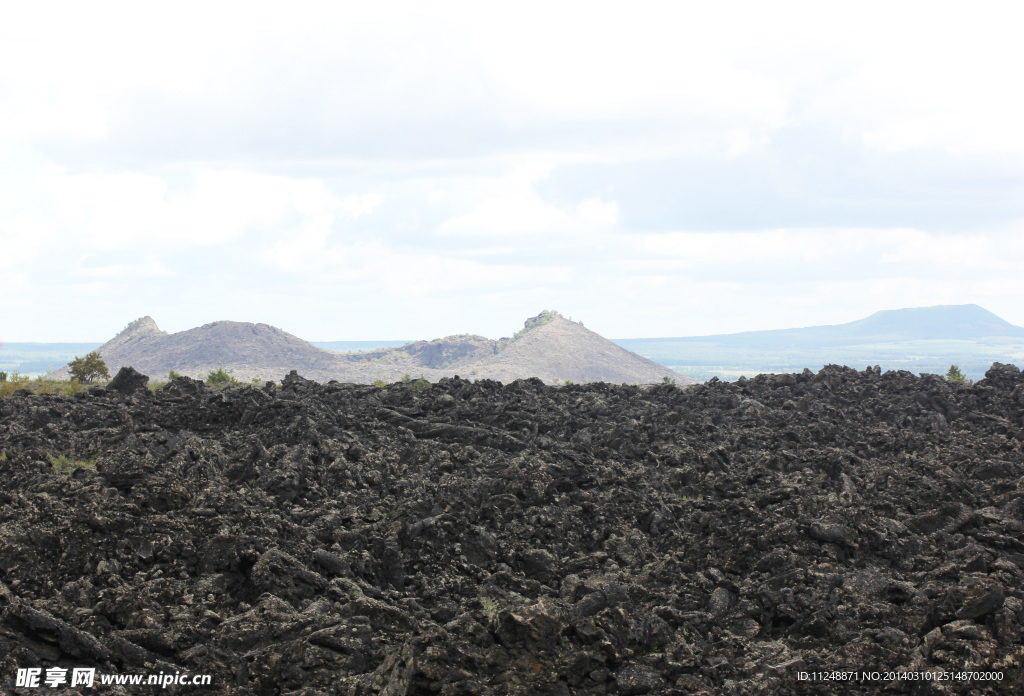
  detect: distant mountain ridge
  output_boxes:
[614,304,1024,382]
[46,311,692,385]
[627,305,1024,348]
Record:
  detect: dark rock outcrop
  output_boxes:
[1,363,1023,693]
[107,366,150,394]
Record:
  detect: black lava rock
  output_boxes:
[1,364,1023,694]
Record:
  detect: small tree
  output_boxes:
[68,351,110,383]
[945,364,972,385]
[206,368,235,386]
[0,371,7,383]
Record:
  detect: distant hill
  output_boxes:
[468,312,688,384]
[46,312,692,385]
[615,304,1024,382]
[661,304,1024,349]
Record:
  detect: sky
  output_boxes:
[2,1,1024,341]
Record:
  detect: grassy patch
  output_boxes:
[0,374,91,397]
[49,454,98,475]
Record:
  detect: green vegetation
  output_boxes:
[49,453,97,475]
[400,374,429,390]
[0,371,7,383]
[168,370,181,380]
[945,364,973,385]
[206,368,237,386]
[4,373,28,395]
[68,351,109,383]
[673,493,703,503]
[662,376,675,384]
[373,379,386,388]
[0,373,89,397]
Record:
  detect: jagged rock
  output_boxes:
[107,365,149,394]
[1,363,1023,693]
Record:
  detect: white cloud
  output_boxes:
[636,228,868,268]
[437,165,618,238]
[26,167,384,254]
[4,1,1022,162]
[632,226,1024,284]
[3,2,1024,341]
[879,230,999,269]
[791,4,1024,155]
[0,160,387,297]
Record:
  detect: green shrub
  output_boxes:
[206,368,236,386]
[373,379,386,387]
[68,351,109,383]
[168,370,181,380]
[0,372,29,397]
[0,371,7,383]
[945,364,973,385]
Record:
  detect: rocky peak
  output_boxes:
[522,309,564,331]
[117,316,165,339]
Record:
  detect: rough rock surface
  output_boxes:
[2,364,1023,694]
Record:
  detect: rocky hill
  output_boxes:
[47,312,692,385]
[2,363,1022,693]
[472,312,688,385]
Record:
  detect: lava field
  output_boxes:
[1,364,1023,695]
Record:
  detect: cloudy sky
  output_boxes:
[3,1,1023,341]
